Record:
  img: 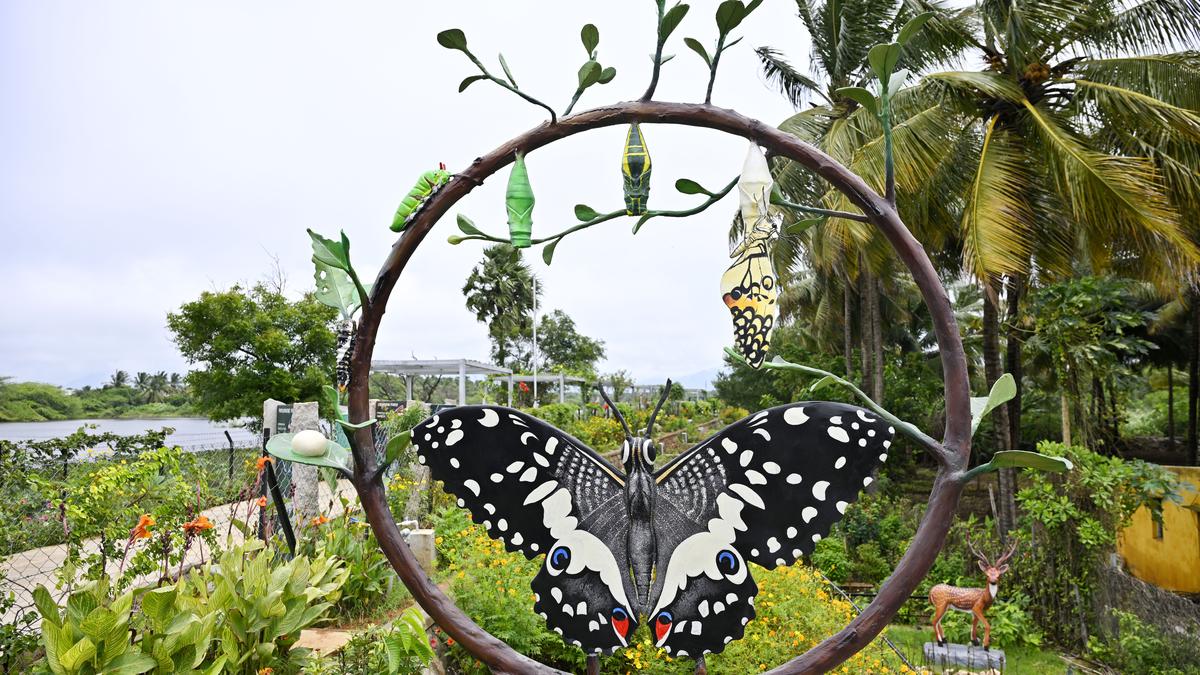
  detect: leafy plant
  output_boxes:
[33,581,157,675]
[175,540,348,674]
[302,608,434,674]
[299,496,400,618]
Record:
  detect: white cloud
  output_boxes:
[0,0,808,387]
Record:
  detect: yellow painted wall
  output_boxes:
[1117,466,1200,594]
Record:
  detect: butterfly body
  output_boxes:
[415,399,892,659]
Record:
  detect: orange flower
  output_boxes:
[132,514,155,539]
[255,456,274,472]
[257,669,273,675]
[182,515,214,534]
[310,515,330,527]
[256,496,268,508]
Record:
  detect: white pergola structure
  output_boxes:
[501,374,590,405]
[371,359,513,406]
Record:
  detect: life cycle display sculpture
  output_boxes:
[267,1,1072,672]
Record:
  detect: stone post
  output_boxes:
[289,401,321,522]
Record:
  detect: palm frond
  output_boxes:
[960,117,1037,278]
[1074,53,1200,109]
[1021,100,1200,274]
[925,70,1027,104]
[896,0,981,67]
[756,47,830,107]
[1073,78,1200,139]
[1071,0,1200,56]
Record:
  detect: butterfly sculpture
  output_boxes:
[414,383,893,659]
[721,143,782,368]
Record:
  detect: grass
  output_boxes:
[885,625,1069,673]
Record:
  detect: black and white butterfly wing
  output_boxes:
[644,401,893,656]
[414,406,638,654]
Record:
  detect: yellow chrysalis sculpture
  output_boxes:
[621,123,652,215]
[721,143,780,368]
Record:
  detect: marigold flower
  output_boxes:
[255,456,274,472]
[182,515,214,534]
[256,496,268,508]
[257,669,273,675]
[310,514,329,527]
[132,514,155,539]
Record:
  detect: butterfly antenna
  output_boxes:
[645,379,673,437]
[597,383,633,438]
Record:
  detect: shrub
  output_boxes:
[299,496,402,619]
[1088,609,1200,675]
[301,608,434,674]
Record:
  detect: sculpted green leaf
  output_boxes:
[897,11,935,45]
[266,432,352,474]
[684,37,711,65]
[436,29,469,52]
[835,86,879,116]
[578,60,602,87]
[661,3,690,39]
[498,54,518,86]
[313,260,360,319]
[575,204,600,221]
[458,75,486,92]
[675,178,712,195]
[457,214,483,235]
[581,23,599,54]
[970,373,1016,436]
[542,238,559,265]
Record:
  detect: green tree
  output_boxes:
[462,245,540,367]
[532,310,606,378]
[107,370,129,389]
[166,283,337,422]
[602,370,634,402]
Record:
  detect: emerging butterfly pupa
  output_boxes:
[506,152,535,248]
[621,123,652,215]
[721,142,781,369]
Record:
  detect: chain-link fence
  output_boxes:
[0,437,261,667]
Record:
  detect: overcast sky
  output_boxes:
[1,1,808,389]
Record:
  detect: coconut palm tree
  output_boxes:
[765,0,1200,518]
[462,244,542,369]
[107,370,129,389]
[756,0,975,402]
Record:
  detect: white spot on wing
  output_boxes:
[721,438,738,454]
[739,450,754,467]
[784,407,809,425]
[464,479,480,496]
[520,431,537,445]
[754,428,771,441]
[786,473,802,484]
[519,466,538,482]
[524,480,559,505]
[506,461,525,473]
[446,429,464,446]
[813,480,830,501]
[828,426,850,443]
[767,537,781,553]
[479,409,499,427]
[745,469,767,485]
[729,483,766,509]
[545,437,559,455]
[763,461,781,474]
[835,456,847,469]
[802,506,818,523]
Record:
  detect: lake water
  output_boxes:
[0,417,259,449]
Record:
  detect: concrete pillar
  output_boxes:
[458,360,467,405]
[507,375,513,407]
[289,401,321,522]
[405,375,412,401]
[559,374,565,404]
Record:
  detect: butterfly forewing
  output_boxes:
[655,402,893,569]
[415,405,638,653]
[640,402,892,656]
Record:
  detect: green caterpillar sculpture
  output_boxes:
[390,164,452,232]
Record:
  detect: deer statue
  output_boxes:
[929,536,1018,650]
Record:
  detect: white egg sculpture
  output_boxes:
[292,429,329,457]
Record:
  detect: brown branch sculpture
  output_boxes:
[341,101,973,674]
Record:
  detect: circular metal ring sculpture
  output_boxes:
[341,101,972,673]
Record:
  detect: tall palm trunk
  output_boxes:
[1005,275,1024,450]
[860,269,875,400]
[983,278,1015,533]
[844,281,854,380]
[1168,364,1175,453]
[871,276,885,404]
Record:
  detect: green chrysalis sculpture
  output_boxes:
[506,152,535,247]
[391,164,452,232]
[621,123,652,215]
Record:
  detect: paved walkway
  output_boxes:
[1,478,357,626]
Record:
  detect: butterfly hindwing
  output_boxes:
[655,402,893,570]
[415,405,636,653]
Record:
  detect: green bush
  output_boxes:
[1088,609,1200,675]
[301,608,434,674]
[299,496,403,620]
